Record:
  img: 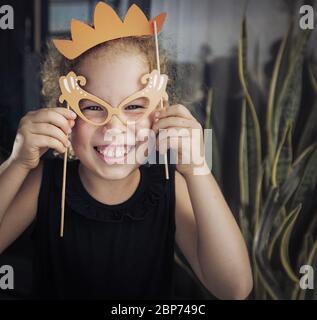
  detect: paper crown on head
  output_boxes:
[52,1,167,60]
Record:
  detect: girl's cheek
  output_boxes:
[139,115,153,129]
[133,116,155,146]
[71,122,81,143]
[71,121,90,145]
[136,117,152,134]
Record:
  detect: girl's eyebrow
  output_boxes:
[128,97,147,104]
[79,99,103,107]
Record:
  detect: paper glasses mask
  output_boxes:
[59,69,169,126]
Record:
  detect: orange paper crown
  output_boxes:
[52,1,167,60]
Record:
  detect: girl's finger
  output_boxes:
[157,135,190,153]
[155,104,192,120]
[32,108,75,135]
[50,107,77,120]
[30,123,70,148]
[157,127,191,141]
[152,117,195,133]
[32,133,67,154]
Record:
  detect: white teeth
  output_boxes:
[107,149,114,157]
[95,145,132,158]
[115,147,124,157]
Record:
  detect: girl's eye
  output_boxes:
[124,105,144,111]
[82,106,103,111]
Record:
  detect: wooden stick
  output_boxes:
[153,20,169,180]
[60,104,70,237]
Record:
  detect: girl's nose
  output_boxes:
[101,114,126,138]
[104,113,125,129]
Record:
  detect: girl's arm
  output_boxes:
[0,107,75,253]
[152,105,253,299]
[0,159,43,253]
[175,169,253,300]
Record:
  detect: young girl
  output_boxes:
[0,3,252,300]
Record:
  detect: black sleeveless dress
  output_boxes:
[31,156,176,299]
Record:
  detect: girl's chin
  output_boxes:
[81,152,137,181]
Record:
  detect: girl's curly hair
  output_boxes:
[41,35,174,109]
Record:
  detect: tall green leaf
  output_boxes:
[238,17,262,222]
[291,146,317,209]
[273,30,311,151]
[271,122,293,187]
[280,205,301,284]
[253,161,305,299]
[266,25,292,164]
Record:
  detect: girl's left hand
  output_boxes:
[152,104,209,177]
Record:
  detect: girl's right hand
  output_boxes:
[10,107,77,170]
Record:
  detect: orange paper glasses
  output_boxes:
[59,69,169,126]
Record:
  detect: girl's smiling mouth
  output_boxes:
[93,144,134,165]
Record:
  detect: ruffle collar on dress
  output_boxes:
[53,160,169,223]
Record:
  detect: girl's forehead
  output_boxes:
[77,54,149,104]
